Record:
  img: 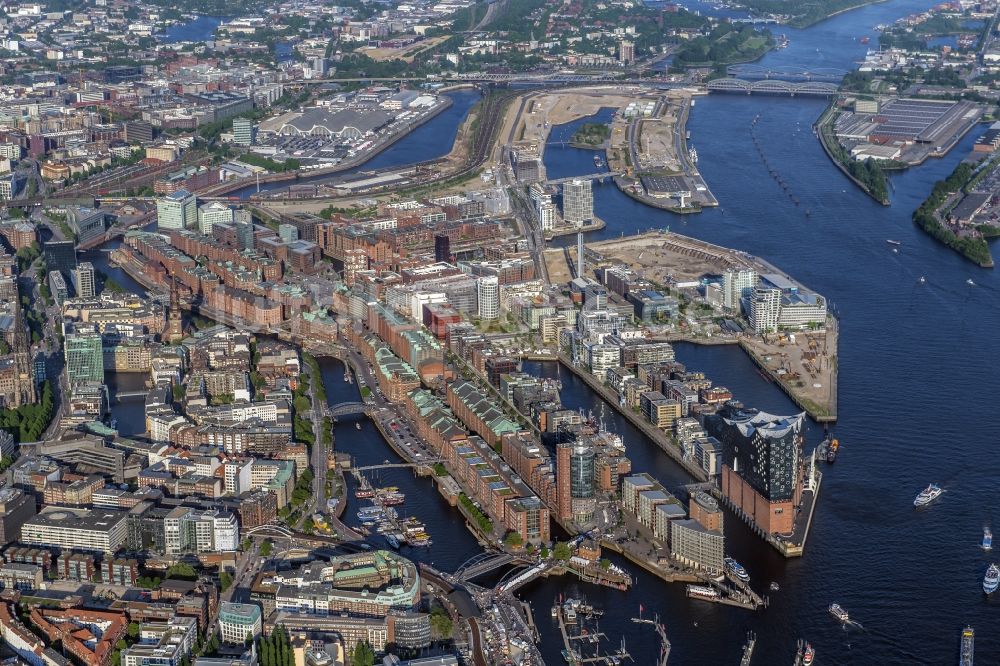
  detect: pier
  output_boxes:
[631,616,671,665]
[740,633,757,666]
[555,601,632,665]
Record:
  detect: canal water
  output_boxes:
[161,16,226,43]
[100,0,1000,660]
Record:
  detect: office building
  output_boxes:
[21,507,129,553]
[277,223,299,242]
[64,324,104,383]
[48,271,68,307]
[121,617,197,666]
[722,268,757,313]
[748,285,781,333]
[562,179,593,226]
[234,215,255,250]
[434,234,450,262]
[157,190,197,231]
[232,118,257,146]
[163,507,239,554]
[510,149,541,183]
[707,406,805,536]
[689,490,723,531]
[619,40,635,64]
[217,603,262,644]
[670,518,724,573]
[73,262,96,298]
[0,488,35,543]
[198,202,234,236]
[270,550,420,617]
[477,276,499,320]
[43,239,77,275]
[67,208,110,246]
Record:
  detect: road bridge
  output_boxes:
[454,552,532,582]
[545,171,620,186]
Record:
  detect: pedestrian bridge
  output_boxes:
[706,78,839,96]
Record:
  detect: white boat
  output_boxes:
[967,278,976,286]
[913,483,943,507]
[724,557,750,583]
[686,585,720,600]
[984,528,993,551]
[985,564,1000,594]
[919,276,926,284]
[829,603,849,622]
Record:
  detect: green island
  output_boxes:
[913,161,999,268]
[673,24,775,70]
[570,123,610,148]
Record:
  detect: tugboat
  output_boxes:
[829,603,849,623]
[983,564,999,594]
[914,483,943,507]
[724,557,750,583]
[984,528,993,551]
[961,626,975,666]
[826,438,840,463]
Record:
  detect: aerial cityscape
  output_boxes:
[0,0,994,663]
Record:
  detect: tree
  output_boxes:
[166,562,197,580]
[553,541,572,561]
[219,571,233,591]
[540,545,550,559]
[503,531,523,549]
[600,558,611,570]
[429,604,453,639]
[351,641,375,666]
[127,622,140,639]
[260,539,273,557]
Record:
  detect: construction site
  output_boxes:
[563,230,838,422]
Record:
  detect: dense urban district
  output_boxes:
[0,0,994,663]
